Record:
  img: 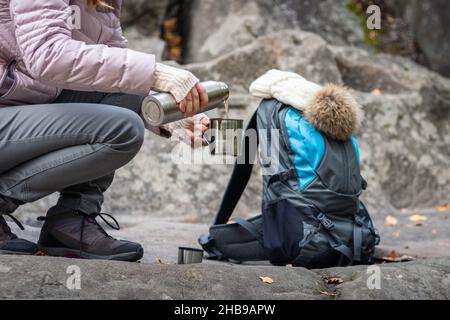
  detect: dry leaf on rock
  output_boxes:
[324,277,344,285]
[319,290,338,297]
[436,204,450,212]
[259,276,274,284]
[382,250,415,262]
[409,214,427,226]
[384,216,398,226]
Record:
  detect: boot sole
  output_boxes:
[38,245,144,262]
[0,249,37,255]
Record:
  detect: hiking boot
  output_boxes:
[38,206,144,262]
[0,213,38,255]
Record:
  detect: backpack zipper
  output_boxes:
[279,107,301,190]
[279,107,293,154]
[343,142,350,192]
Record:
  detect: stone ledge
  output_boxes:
[1,255,448,300]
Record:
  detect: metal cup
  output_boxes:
[177,247,204,265]
[206,118,244,157]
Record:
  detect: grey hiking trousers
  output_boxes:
[0,91,150,215]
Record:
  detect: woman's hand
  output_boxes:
[178,83,209,117]
[152,64,209,117]
[183,114,210,147]
[162,114,210,148]
[152,63,207,107]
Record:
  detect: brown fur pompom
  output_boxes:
[304,84,363,141]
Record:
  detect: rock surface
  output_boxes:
[331,45,450,210]
[186,0,364,63]
[5,205,449,300]
[0,254,448,300]
[120,0,169,38]
[13,206,450,265]
[386,0,450,77]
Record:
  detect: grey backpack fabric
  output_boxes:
[199,99,380,268]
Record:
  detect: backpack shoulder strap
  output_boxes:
[213,110,258,225]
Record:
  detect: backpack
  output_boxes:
[199,99,380,268]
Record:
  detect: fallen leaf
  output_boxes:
[324,277,344,285]
[437,204,450,212]
[392,230,401,238]
[319,290,338,297]
[409,214,427,226]
[34,251,47,256]
[382,255,415,262]
[382,250,415,262]
[260,276,274,284]
[184,219,195,224]
[384,216,398,226]
[371,88,383,96]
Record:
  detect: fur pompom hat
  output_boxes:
[250,70,363,141]
[304,84,363,141]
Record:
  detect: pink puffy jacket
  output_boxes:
[0,0,157,107]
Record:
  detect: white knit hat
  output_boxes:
[250,70,363,141]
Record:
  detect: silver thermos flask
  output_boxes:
[142,81,230,126]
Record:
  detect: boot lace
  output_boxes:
[79,213,120,256]
[79,212,120,240]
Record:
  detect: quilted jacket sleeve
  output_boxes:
[10,0,155,96]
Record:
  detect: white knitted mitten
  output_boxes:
[152,63,199,102]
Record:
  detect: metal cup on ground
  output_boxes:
[206,118,244,157]
[177,247,204,265]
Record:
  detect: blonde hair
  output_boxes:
[88,0,114,9]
